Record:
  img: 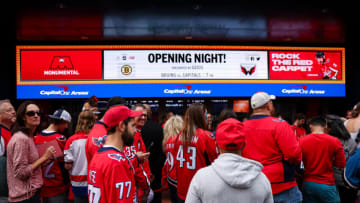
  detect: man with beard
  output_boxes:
[87,105,144,203]
[124,104,152,202]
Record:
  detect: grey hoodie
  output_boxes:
[185,153,273,203]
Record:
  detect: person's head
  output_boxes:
[351,102,360,118]
[75,110,96,134]
[216,118,246,155]
[250,91,276,116]
[103,105,142,146]
[166,112,174,120]
[132,104,147,129]
[48,109,72,133]
[218,108,237,123]
[0,99,16,128]
[294,113,306,126]
[326,114,351,140]
[143,104,152,120]
[309,116,326,133]
[88,96,98,107]
[207,112,213,123]
[106,96,127,110]
[163,115,184,150]
[346,110,353,119]
[12,101,41,136]
[182,103,207,144]
[316,51,325,64]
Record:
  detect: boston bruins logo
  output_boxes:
[121,65,132,75]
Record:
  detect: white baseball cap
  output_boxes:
[250,91,276,109]
[48,109,72,122]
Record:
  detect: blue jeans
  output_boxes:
[302,181,340,203]
[273,186,302,203]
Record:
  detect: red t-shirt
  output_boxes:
[300,133,346,185]
[88,145,137,203]
[175,128,218,200]
[0,124,12,149]
[34,131,69,197]
[291,125,307,139]
[85,121,107,165]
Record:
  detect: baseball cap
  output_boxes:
[103,105,142,129]
[48,109,72,122]
[216,118,245,150]
[250,91,276,109]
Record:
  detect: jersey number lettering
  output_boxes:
[115,181,132,200]
[88,184,101,203]
[176,145,196,170]
[44,161,55,178]
[166,151,174,171]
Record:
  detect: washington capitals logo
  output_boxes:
[92,135,107,147]
[108,153,126,162]
[241,64,256,76]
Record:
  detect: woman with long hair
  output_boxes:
[327,114,357,203]
[7,101,56,203]
[344,102,360,147]
[64,110,96,203]
[162,115,183,203]
[175,103,218,202]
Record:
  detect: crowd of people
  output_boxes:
[0,92,360,203]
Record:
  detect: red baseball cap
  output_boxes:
[103,105,142,129]
[216,118,246,150]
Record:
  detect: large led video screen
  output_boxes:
[16,45,345,99]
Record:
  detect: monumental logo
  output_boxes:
[44,56,80,76]
[163,85,211,95]
[281,85,325,95]
[39,86,89,96]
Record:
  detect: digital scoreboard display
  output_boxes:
[16,45,345,99]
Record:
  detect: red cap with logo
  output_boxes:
[216,118,246,150]
[103,105,142,129]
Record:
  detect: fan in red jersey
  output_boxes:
[34,109,72,202]
[85,96,127,165]
[242,91,302,203]
[174,103,219,202]
[87,105,142,203]
[162,115,184,203]
[124,104,152,202]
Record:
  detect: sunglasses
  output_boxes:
[25,111,40,117]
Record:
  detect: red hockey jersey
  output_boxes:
[243,115,302,194]
[88,145,137,203]
[124,130,151,200]
[85,121,107,165]
[34,131,69,197]
[162,136,178,187]
[175,128,218,200]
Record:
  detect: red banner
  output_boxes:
[269,51,342,80]
[21,50,102,80]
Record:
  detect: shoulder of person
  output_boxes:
[12,131,30,140]
[198,128,215,139]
